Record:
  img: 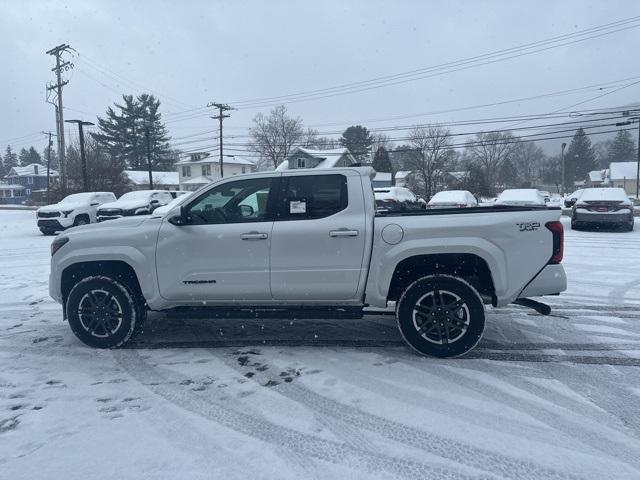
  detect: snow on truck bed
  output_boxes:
[1,210,640,480]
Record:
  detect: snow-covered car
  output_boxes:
[427,190,478,209]
[571,187,634,231]
[152,192,193,216]
[564,189,585,208]
[170,190,190,199]
[96,190,173,222]
[374,186,423,211]
[50,167,566,358]
[495,189,546,207]
[36,192,116,235]
[539,191,551,203]
[547,194,564,208]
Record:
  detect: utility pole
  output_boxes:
[46,43,73,192]
[65,120,94,192]
[145,124,154,189]
[41,131,57,203]
[560,142,567,196]
[207,102,235,178]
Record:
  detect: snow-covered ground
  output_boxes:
[1,210,640,479]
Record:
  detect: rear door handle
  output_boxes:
[330,229,359,237]
[240,231,268,240]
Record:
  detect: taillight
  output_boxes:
[456,204,466,208]
[545,221,563,264]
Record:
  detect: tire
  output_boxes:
[73,215,89,226]
[66,276,139,348]
[570,218,579,230]
[396,275,485,358]
[624,220,634,232]
[40,228,56,235]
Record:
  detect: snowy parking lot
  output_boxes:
[1,209,640,480]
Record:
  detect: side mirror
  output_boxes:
[169,205,189,226]
[239,204,254,217]
[90,202,99,206]
[151,199,160,204]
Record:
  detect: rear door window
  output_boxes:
[278,174,348,220]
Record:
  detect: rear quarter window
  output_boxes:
[279,174,348,220]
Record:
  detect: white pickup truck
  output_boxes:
[49,167,566,357]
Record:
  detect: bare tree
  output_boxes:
[370,132,392,159]
[301,128,339,149]
[407,125,453,198]
[465,131,515,188]
[511,140,545,186]
[249,105,304,169]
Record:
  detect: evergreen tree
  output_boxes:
[3,145,18,172]
[93,93,173,171]
[18,146,42,166]
[339,125,373,162]
[372,147,393,172]
[42,143,59,170]
[565,128,597,188]
[606,129,636,164]
[18,148,29,166]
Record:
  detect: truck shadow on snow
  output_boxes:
[125,311,640,367]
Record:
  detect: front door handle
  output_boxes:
[240,231,268,240]
[329,229,359,237]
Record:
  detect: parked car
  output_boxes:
[49,168,566,358]
[97,190,173,222]
[374,186,423,211]
[539,191,551,203]
[170,190,190,199]
[495,189,547,207]
[36,192,116,235]
[427,190,478,209]
[564,189,584,208]
[152,192,193,216]
[571,187,634,231]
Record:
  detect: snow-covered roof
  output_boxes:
[181,176,214,185]
[124,170,179,186]
[588,170,606,182]
[446,171,468,180]
[0,182,25,190]
[7,164,58,177]
[276,147,355,171]
[609,162,638,180]
[395,170,411,179]
[373,172,392,182]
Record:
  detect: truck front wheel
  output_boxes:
[66,276,141,348]
[396,275,485,358]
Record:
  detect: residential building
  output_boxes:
[276,147,356,171]
[0,182,26,205]
[609,161,639,196]
[4,163,59,201]
[371,171,413,188]
[123,170,180,191]
[177,152,256,191]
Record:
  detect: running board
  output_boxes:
[512,298,551,315]
[161,306,365,320]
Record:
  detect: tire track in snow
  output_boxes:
[114,349,491,480]
[211,349,584,480]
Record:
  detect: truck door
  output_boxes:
[270,172,367,301]
[156,176,276,302]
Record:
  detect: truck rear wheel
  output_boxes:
[66,276,141,348]
[396,275,485,358]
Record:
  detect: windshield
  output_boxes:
[60,193,93,204]
[117,191,153,202]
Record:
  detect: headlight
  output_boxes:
[62,209,74,217]
[51,236,69,256]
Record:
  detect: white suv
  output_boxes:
[97,190,173,222]
[36,192,116,235]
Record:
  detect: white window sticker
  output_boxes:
[289,200,306,214]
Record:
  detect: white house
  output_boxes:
[123,170,180,191]
[609,161,639,196]
[177,152,256,191]
[276,147,356,171]
[371,171,412,188]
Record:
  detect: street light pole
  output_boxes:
[65,120,94,192]
[560,142,567,195]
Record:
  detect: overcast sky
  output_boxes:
[3,0,640,155]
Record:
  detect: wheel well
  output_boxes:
[61,261,143,305]
[387,254,495,304]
